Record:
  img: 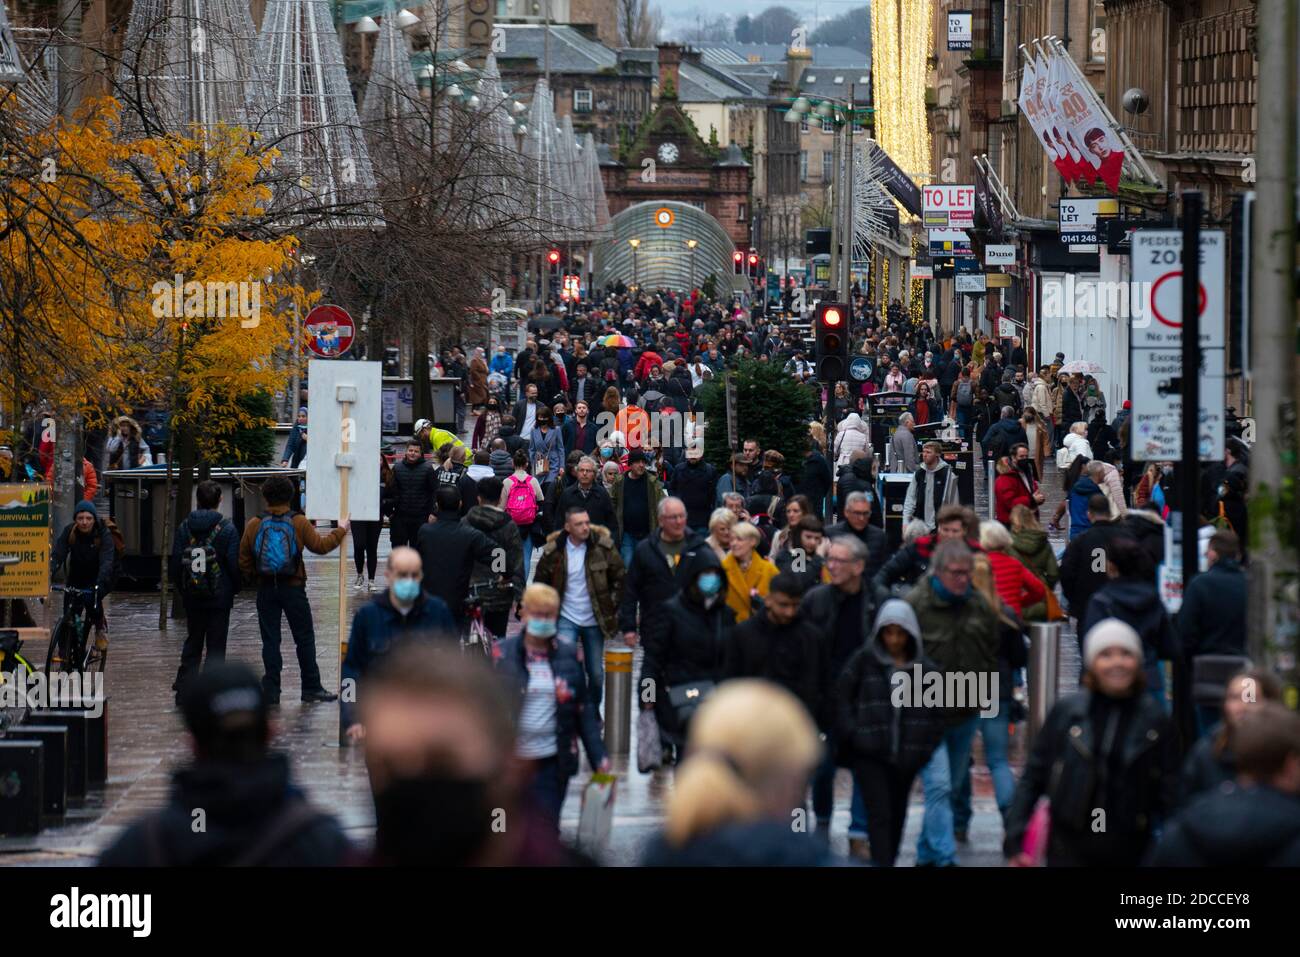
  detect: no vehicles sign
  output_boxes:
[1128,230,1226,461]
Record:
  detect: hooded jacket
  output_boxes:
[388,456,437,525]
[1009,527,1059,620]
[834,457,883,526]
[670,458,718,529]
[1059,519,1129,617]
[1176,558,1247,659]
[1081,577,1177,666]
[533,524,625,639]
[239,504,347,588]
[833,413,870,467]
[464,504,526,602]
[1066,475,1103,538]
[1148,784,1300,867]
[724,606,830,729]
[640,550,735,740]
[170,508,241,609]
[489,448,515,477]
[98,753,349,866]
[835,600,948,775]
[901,460,960,528]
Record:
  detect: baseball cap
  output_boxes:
[181,662,269,752]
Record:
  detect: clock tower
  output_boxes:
[597,44,753,248]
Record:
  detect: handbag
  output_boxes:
[636,709,664,773]
[1043,588,1065,621]
[667,679,716,728]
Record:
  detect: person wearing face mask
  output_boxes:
[495,584,610,831]
[1005,619,1179,867]
[341,547,456,742]
[362,643,584,865]
[639,547,735,761]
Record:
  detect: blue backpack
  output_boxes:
[254,512,300,577]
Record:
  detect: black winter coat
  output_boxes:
[801,579,885,679]
[1148,784,1300,867]
[724,613,830,729]
[1177,559,1247,658]
[1082,578,1178,664]
[389,458,436,524]
[1059,521,1131,618]
[669,460,717,529]
[835,640,948,775]
[824,520,889,581]
[1178,725,1236,806]
[414,515,498,623]
[170,508,241,609]
[98,754,349,866]
[552,481,617,531]
[795,451,833,519]
[617,532,710,644]
[1003,691,1179,866]
[464,505,525,600]
[640,556,734,742]
[834,459,883,527]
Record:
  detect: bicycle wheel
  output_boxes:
[45,616,74,675]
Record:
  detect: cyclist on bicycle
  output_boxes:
[50,500,115,647]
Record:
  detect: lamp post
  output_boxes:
[628,238,640,288]
[686,239,697,293]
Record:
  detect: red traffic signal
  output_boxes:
[547,249,561,265]
[733,250,744,275]
[815,302,850,381]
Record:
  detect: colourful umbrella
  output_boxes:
[602,333,635,348]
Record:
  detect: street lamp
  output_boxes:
[686,239,698,292]
[628,238,640,287]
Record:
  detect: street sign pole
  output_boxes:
[1180,192,1202,589]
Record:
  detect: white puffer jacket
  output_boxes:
[834,413,871,467]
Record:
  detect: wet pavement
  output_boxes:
[1,441,1080,867]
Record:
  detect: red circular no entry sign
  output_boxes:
[1149,271,1207,329]
[304,304,355,358]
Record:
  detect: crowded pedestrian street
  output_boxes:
[0,0,1297,939]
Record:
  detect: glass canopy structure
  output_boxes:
[594,201,748,294]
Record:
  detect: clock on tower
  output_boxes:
[657,142,679,165]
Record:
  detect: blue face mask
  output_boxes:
[392,578,422,603]
[600,447,614,458]
[697,571,723,596]
[525,618,558,639]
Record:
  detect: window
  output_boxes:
[800,150,808,182]
[989,1,1005,58]
[574,89,593,112]
[737,203,747,222]
[822,150,833,181]
[833,75,844,84]
[800,118,809,134]
[1089,0,1107,63]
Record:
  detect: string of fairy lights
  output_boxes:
[871,0,932,325]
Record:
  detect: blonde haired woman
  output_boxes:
[705,507,738,563]
[721,522,779,623]
[642,680,828,865]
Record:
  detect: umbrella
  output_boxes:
[1058,360,1105,375]
[601,334,635,348]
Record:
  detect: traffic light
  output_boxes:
[747,251,760,278]
[815,301,849,382]
[547,248,561,272]
[733,250,744,275]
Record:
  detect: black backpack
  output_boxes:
[179,521,226,600]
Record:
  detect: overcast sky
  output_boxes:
[657,1,869,42]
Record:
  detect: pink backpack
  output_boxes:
[505,475,538,525]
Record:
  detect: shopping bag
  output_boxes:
[1021,798,1051,866]
[636,708,663,773]
[576,773,617,854]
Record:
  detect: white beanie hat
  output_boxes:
[1083,618,1143,670]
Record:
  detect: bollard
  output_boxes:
[1026,622,1061,751]
[603,645,634,756]
[986,459,997,520]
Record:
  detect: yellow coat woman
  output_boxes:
[721,522,779,623]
